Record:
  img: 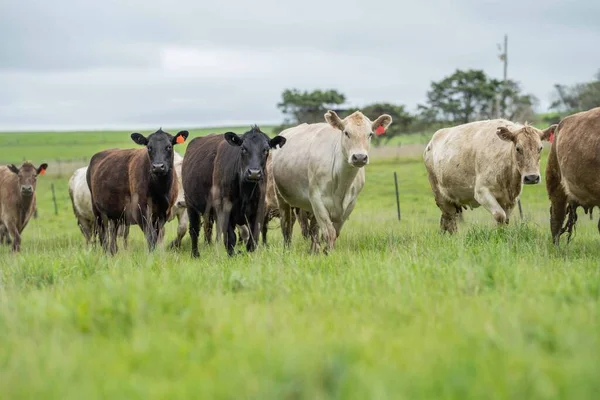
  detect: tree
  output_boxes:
[419,69,498,124]
[277,89,346,126]
[418,69,536,124]
[550,69,600,114]
[361,103,414,146]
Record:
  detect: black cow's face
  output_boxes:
[224,126,286,182]
[131,128,189,176]
[7,162,48,196]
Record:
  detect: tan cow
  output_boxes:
[272,110,392,253]
[546,107,600,244]
[424,119,556,233]
[0,162,48,252]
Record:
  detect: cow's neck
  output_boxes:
[334,149,361,198]
[18,193,34,225]
[148,171,173,207]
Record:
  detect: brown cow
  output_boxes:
[0,162,48,252]
[547,107,600,244]
[87,128,188,254]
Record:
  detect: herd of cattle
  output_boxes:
[0,107,599,254]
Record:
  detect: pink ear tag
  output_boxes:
[375,125,386,136]
[549,132,554,143]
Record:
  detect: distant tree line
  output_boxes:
[276,68,600,145]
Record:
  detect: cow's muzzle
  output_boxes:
[152,163,168,176]
[350,153,369,168]
[20,185,34,196]
[245,168,262,181]
[523,174,540,185]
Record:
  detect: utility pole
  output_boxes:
[496,34,508,118]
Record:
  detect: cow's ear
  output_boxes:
[540,124,558,141]
[224,132,243,147]
[172,130,189,145]
[36,163,48,176]
[131,133,149,146]
[496,126,515,142]
[269,135,286,149]
[7,164,19,174]
[325,110,344,131]
[372,114,393,132]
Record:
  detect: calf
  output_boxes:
[272,110,391,253]
[546,107,600,244]
[424,119,556,233]
[0,162,48,252]
[87,128,188,254]
[212,126,286,256]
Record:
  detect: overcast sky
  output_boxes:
[1,0,598,131]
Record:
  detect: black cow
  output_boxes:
[212,126,286,256]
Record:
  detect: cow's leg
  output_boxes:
[309,193,336,253]
[278,199,294,248]
[121,224,130,250]
[108,220,119,255]
[308,214,321,254]
[169,211,188,248]
[474,185,506,225]
[261,213,270,246]
[204,210,215,244]
[426,171,458,233]
[5,219,21,252]
[188,208,201,258]
[546,155,568,245]
[94,209,108,252]
[295,209,310,239]
[246,218,260,253]
[225,223,237,256]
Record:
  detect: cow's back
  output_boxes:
[69,167,94,221]
[182,134,224,213]
[555,107,600,206]
[424,119,519,205]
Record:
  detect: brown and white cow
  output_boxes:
[272,110,392,253]
[424,119,556,233]
[546,107,600,244]
[87,128,188,254]
[0,162,48,252]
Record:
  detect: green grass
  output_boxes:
[0,133,599,399]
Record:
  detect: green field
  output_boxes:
[0,130,599,399]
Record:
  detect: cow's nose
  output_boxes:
[351,153,369,166]
[523,174,540,184]
[152,163,166,173]
[246,168,262,181]
[21,185,33,194]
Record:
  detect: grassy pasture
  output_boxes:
[0,130,599,399]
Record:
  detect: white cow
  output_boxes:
[424,119,556,233]
[272,110,392,253]
[69,152,189,247]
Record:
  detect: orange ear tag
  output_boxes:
[375,125,386,136]
[39,168,46,176]
[176,135,185,144]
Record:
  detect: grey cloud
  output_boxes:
[0,0,599,130]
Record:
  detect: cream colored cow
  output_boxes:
[424,119,556,233]
[272,110,392,253]
[69,152,189,247]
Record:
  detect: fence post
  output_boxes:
[394,172,401,221]
[51,183,58,216]
[518,198,523,220]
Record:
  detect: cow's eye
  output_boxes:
[344,131,350,138]
[369,133,374,139]
[241,147,247,154]
[148,146,153,152]
[166,145,172,152]
[516,145,522,154]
